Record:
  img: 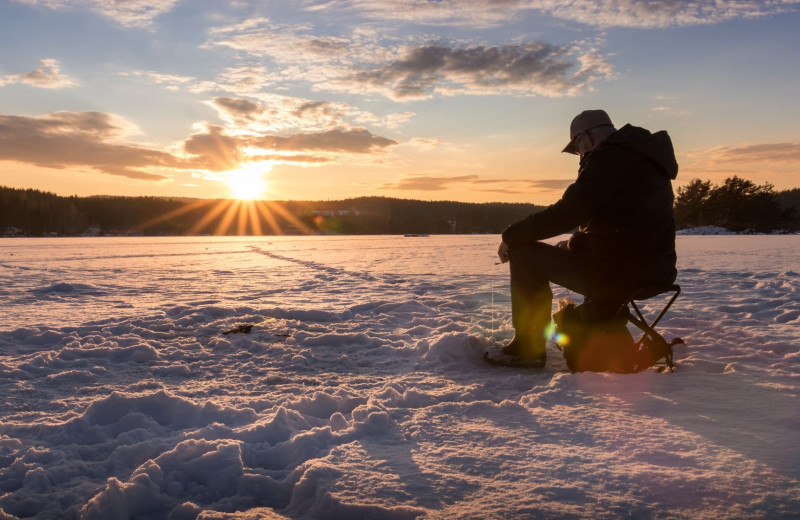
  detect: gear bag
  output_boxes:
[552,300,677,373]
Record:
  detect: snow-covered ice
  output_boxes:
[1,234,798,519]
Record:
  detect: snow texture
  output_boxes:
[1,235,798,519]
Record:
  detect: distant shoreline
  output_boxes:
[2,228,798,239]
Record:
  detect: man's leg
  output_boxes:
[506,242,588,359]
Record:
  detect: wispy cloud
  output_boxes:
[0,59,76,89]
[205,94,414,136]
[207,95,358,134]
[314,0,529,28]
[344,42,612,100]
[381,174,481,191]
[704,142,800,163]
[380,174,573,193]
[16,1,793,34]
[537,0,800,29]
[680,141,800,187]
[330,0,800,29]
[528,179,574,190]
[651,106,689,116]
[207,19,614,100]
[13,0,181,28]
[208,17,356,64]
[122,65,272,95]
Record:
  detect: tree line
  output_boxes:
[0,186,545,236]
[674,176,798,232]
[2,177,798,237]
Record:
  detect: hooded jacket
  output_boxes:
[502,124,678,300]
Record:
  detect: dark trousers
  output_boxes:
[507,242,590,353]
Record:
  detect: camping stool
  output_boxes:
[624,284,684,372]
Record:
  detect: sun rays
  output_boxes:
[129,159,317,236]
[132,197,312,236]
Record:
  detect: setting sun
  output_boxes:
[227,164,269,200]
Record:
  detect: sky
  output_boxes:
[0,0,799,205]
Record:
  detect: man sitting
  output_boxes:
[496,109,678,367]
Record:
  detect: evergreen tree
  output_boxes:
[675,179,713,228]
[674,177,794,232]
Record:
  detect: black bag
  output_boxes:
[553,300,679,373]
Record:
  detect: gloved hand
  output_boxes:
[497,241,510,263]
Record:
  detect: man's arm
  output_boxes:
[501,147,625,246]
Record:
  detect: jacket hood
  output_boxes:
[604,124,679,180]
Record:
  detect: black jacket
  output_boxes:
[502,124,678,300]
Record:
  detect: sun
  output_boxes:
[227,163,270,200]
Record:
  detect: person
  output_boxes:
[496,109,678,367]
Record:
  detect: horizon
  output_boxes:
[0,184,550,206]
[1,2,799,205]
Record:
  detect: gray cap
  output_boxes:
[562,109,613,154]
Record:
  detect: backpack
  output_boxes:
[552,301,677,373]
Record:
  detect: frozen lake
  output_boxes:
[1,235,799,519]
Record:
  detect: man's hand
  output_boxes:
[497,241,510,264]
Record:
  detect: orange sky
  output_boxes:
[1,1,799,205]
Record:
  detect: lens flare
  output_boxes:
[545,322,569,347]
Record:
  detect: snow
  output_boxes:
[0,234,799,519]
[677,226,798,235]
[676,226,739,235]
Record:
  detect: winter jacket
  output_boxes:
[502,124,678,300]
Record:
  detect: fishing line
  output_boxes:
[490,260,504,338]
[490,261,495,336]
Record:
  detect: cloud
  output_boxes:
[255,128,398,153]
[355,110,417,129]
[122,67,263,95]
[537,0,800,29]
[345,42,610,99]
[209,17,354,64]
[332,0,800,29]
[704,143,800,163]
[13,0,181,28]
[650,106,689,116]
[0,110,399,180]
[205,94,411,135]
[209,97,265,124]
[182,124,398,171]
[0,111,178,180]
[206,95,347,133]
[207,19,614,100]
[380,174,574,193]
[527,179,574,190]
[323,0,532,28]
[1,59,77,89]
[215,65,274,94]
[680,142,800,188]
[122,70,197,92]
[381,175,481,191]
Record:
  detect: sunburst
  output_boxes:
[131,189,312,237]
[227,162,270,201]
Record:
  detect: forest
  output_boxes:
[0,186,545,237]
[1,176,798,237]
[674,176,798,233]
